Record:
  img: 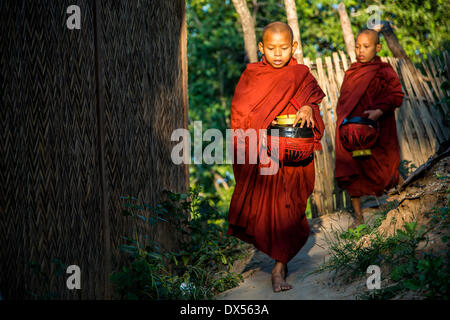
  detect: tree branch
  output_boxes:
[283,0,304,64]
[232,0,258,63]
[337,2,356,62]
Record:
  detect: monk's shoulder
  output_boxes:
[378,62,398,79]
[342,64,357,82]
[237,61,262,80]
[289,63,313,81]
[245,60,264,71]
[293,63,311,73]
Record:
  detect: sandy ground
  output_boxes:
[217,211,372,300]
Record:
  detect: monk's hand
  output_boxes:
[271,119,278,125]
[363,109,383,121]
[293,105,315,128]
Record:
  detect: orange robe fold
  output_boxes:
[335,56,405,197]
[227,56,325,264]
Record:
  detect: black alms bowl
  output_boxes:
[268,124,314,138]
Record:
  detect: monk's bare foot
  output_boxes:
[272,262,292,293]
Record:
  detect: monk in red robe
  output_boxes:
[335,29,404,228]
[227,22,325,292]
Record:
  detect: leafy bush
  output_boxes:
[318,207,449,299]
[399,160,417,179]
[110,187,247,300]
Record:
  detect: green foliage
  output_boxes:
[399,160,417,179]
[380,0,450,61]
[187,0,241,217]
[318,200,449,299]
[110,187,247,300]
[426,198,450,231]
[27,258,69,299]
[390,252,449,298]
[339,223,371,241]
[320,231,399,282]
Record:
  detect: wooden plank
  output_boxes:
[427,53,445,93]
[404,99,433,164]
[432,54,450,96]
[390,56,444,151]
[406,57,448,138]
[402,58,447,140]
[338,50,349,71]
[416,68,437,105]
[443,51,450,81]
[395,108,414,163]
[316,57,336,148]
[325,56,339,123]
[332,52,344,87]
[303,57,312,69]
[321,124,336,213]
[388,67,426,166]
[400,60,442,148]
[420,54,440,103]
[313,152,326,215]
[397,61,434,164]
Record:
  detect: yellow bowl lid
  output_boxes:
[276,114,300,125]
[276,114,297,119]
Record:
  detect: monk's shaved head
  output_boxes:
[262,21,294,44]
[357,29,380,45]
[355,28,382,63]
[259,21,297,68]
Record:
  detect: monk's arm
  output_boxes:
[290,72,326,134]
[371,67,405,114]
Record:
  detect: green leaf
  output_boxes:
[182,255,190,266]
[403,279,421,291]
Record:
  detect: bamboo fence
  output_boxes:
[302,51,449,216]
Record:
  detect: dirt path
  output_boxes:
[217,211,372,300]
[218,154,449,300]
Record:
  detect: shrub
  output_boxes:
[110,187,247,299]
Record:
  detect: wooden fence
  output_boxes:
[303,51,449,216]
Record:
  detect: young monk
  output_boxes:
[227,22,325,292]
[335,29,404,228]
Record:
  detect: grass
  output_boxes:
[314,197,450,300]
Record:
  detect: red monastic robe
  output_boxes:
[227,56,325,264]
[335,56,405,197]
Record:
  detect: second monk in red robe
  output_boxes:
[227,22,325,292]
[335,29,405,228]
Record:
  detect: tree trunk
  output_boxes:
[337,2,356,62]
[283,0,304,64]
[374,21,409,59]
[374,21,425,96]
[232,0,258,63]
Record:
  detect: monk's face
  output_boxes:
[355,33,381,63]
[258,30,297,69]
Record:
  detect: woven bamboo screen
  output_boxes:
[1,0,188,299]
